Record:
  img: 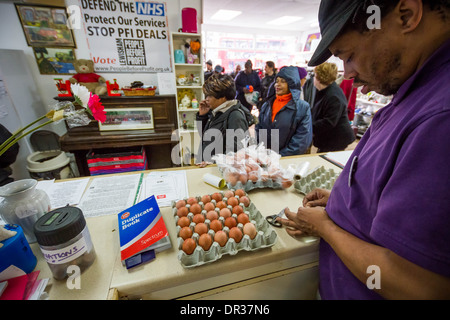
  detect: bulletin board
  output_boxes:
[79,0,172,73]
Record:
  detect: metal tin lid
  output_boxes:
[34,206,86,246]
[30,130,61,152]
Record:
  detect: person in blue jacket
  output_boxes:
[256,66,312,156]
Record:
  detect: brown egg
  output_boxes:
[281,178,293,189]
[234,189,246,197]
[187,197,198,205]
[177,216,190,228]
[223,190,235,198]
[206,210,219,221]
[239,196,250,207]
[226,196,239,207]
[226,173,239,186]
[175,199,186,209]
[237,213,250,225]
[177,206,189,218]
[219,207,231,219]
[239,173,248,184]
[209,219,222,232]
[260,171,270,182]
[179,226,193,240]
[198,233,213,251]
[194,222,208,235]
[204,202,215,212]
[201,194,211,204]
[182,238,196,255]
[232,205,244,215]
[229,227,243,243]
[224,216,237,229]
[243,222,257,239]
[190,203,202,215]
[216,201,227,210]
[214,230,228,247]
[211,192,222,202]
[226,172,239,186]
[192,213,205,224]
[248,171,259,183]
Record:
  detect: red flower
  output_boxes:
[88,93,106,123]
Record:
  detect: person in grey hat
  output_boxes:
[277,0,450,299]
[204,59,213,81]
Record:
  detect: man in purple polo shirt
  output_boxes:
[278,0,450,299]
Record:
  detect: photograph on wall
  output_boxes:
[99,108,154,131]
[15,4,76,47]
[79,0,171,73]
[33,47,76,75]
[304,32,321,52]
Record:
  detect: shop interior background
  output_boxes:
[0,0,331,180]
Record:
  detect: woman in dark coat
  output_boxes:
[196,74,253,165]
[256,66,312,156]
[311,62,355,153]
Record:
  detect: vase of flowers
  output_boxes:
[0,84,106,242]
[0,84,106,157]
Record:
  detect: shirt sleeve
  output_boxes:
[370,112,450,277]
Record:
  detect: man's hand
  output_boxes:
[303,188,331,208]
[277,206,333,238]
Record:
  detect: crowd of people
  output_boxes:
[199,57,356,163]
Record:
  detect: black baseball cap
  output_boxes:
[308,0,361,66]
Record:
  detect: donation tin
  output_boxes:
[34,206,96,280]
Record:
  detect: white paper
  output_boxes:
[323,150,353,168]
[144,170,188,207]
[77,174,143,218]
[37,178,90,209]
[157,72,176,95]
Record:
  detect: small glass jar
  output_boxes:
[34,207,96,280]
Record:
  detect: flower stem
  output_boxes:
[0,119,54,157]
[0,115,47,152]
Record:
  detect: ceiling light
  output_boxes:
[210,9,242,21]
[266,16,304,26]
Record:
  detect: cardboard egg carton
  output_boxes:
[226,179,282,192]
[294,166,340,194]
[173,192,278,268]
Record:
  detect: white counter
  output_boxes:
[30,153,342,300]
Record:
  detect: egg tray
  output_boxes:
[173,194,278,268]
[226,179,282,192]
[294,166,340,194]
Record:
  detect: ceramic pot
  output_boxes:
[0,179,51,243]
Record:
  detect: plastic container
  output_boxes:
[26,130,74,180]
[181,7,197,33]
[34,206,96,280]
[0,224,37,274]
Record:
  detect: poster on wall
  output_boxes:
[304,33,321,52]
[79,0,171,73]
